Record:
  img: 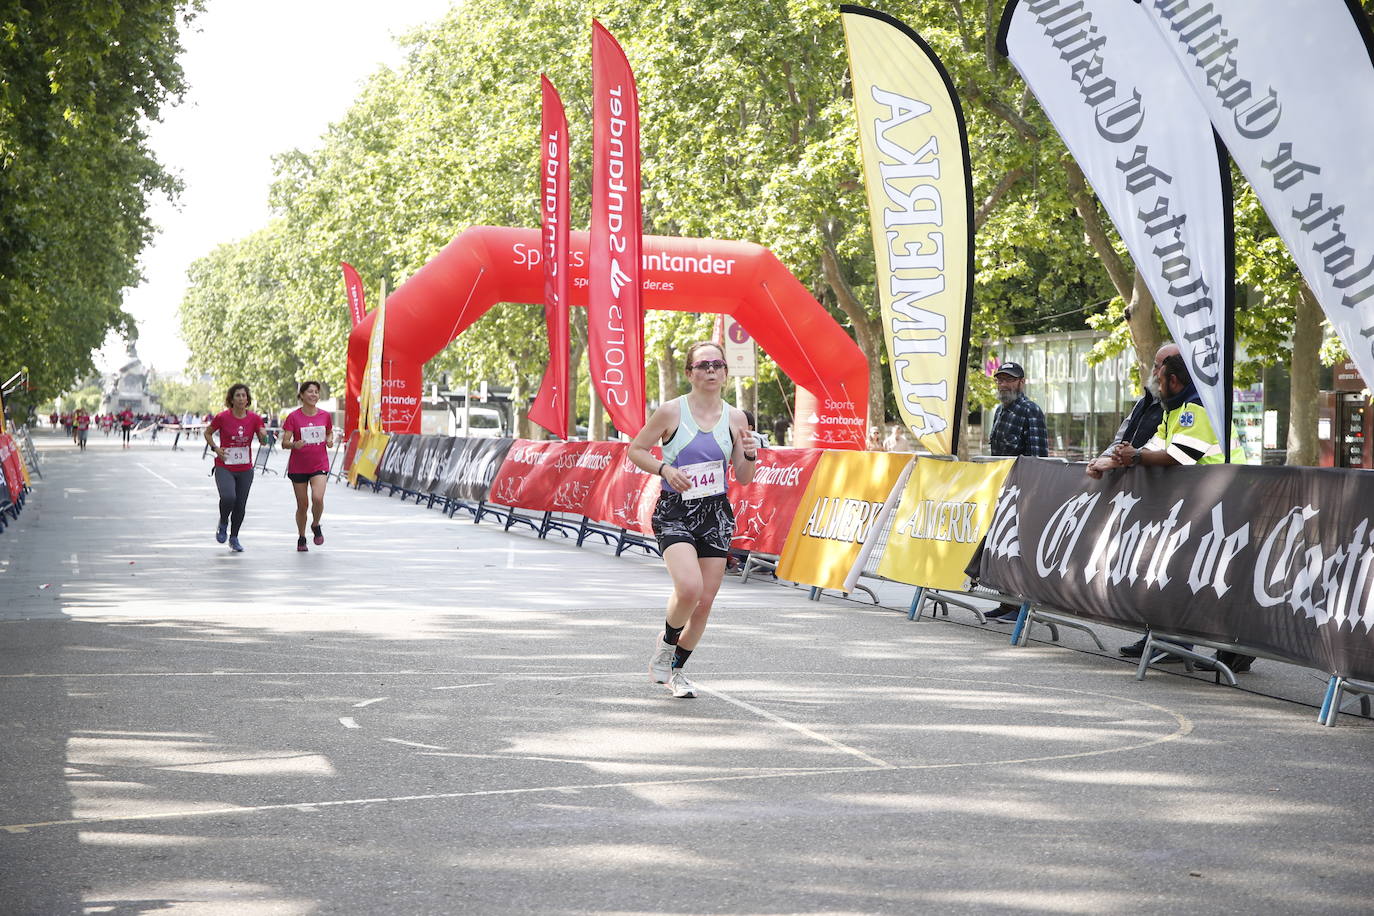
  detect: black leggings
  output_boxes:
[121,426,132,443]
[214,466,254,536]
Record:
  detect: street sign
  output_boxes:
[723,319,756,377]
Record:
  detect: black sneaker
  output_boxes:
[1119,639,1147,658]
[985,604,1020,622]
[297,536,308,552]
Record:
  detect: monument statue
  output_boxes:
[99,341,162,415]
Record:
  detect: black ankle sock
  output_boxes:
[312,524,322,534]
[672,646,692,669]
[663,622,684,646]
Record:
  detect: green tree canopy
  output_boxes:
[1,1,201,401]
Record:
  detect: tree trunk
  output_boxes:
[1065,157,1160,383]
[569,310,587,438]
[589,378,605,440]
[819,238,886,431]
[658,344,677,405]
[1125,274,1162,385]
[1287,283,1322,466]
[1063,157,1134,302]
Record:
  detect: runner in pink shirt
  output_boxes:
[281,380,337,552]
[118,408,134,449]
[203,383,268,552]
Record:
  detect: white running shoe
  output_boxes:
[649,638,674,684]
[668,669,697,699]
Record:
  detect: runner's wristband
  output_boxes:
[657,461,666,477]
[743,452,757,461]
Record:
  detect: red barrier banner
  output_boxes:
[0,436,23,501]
[585,444,660,535]
[727,447,825,556]
[529,75,572,439]
[340,262,367,328]
[589,20,646,436]
[547,441,624,514]
[488,440,626,514]
[486,439,560,508]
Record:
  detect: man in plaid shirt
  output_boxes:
[983,361,1048,622]
[988,362,1048,458]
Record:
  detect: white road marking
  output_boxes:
[0,712,1195,835]
[136,463,179,489]
[383,738,449,750]
[338,717,360,729]
[0,765,882,834]
[698,683,891,768]
[353,697,389,708]
[70,553,79,575]
[431,682,496,691]
[414,750,860,771]
[0,672,1195,836]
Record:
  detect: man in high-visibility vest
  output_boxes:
[1110,352,1244,469]
[1110,351,1249,668]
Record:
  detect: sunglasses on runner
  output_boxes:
[689,360,727,372]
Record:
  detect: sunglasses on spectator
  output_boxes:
[689,360,728,371]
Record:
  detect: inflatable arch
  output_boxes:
[346,226,869,448]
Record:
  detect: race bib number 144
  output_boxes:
[679,460,725,500]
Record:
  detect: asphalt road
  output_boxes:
[2,428,1371,915]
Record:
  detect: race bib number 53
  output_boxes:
[224,446,250,466]
[679,460,726,500]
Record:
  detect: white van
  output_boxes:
[451,406,505,438]
[420,405,506,437]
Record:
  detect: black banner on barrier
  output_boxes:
[980,459,1374,680]
[396,434,430,492]
[437,437,515,504]
[417,436,455,495]
[374,434,415,488]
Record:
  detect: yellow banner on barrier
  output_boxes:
[877,457,1013,590]
[777,450,912,591]
[348,430,389,487]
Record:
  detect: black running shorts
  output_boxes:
[651,490,735,559]
[287,470,328,484]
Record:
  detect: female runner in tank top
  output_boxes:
[203,383,268,552]
[628,341,758,698]
[280,380,337,552]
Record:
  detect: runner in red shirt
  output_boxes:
[75,410,91,451]
[202,383,268,553]
[118,408,134,449]
[281,380,337,551]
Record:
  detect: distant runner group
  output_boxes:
[48,407,142,449]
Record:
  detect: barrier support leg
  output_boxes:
[808,586,822,601]
[1008,601,1030,646]
[907,587,926,622]
[1319,676,1341,726]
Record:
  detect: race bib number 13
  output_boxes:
[300,425,326,445]
[679,460,726,500]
